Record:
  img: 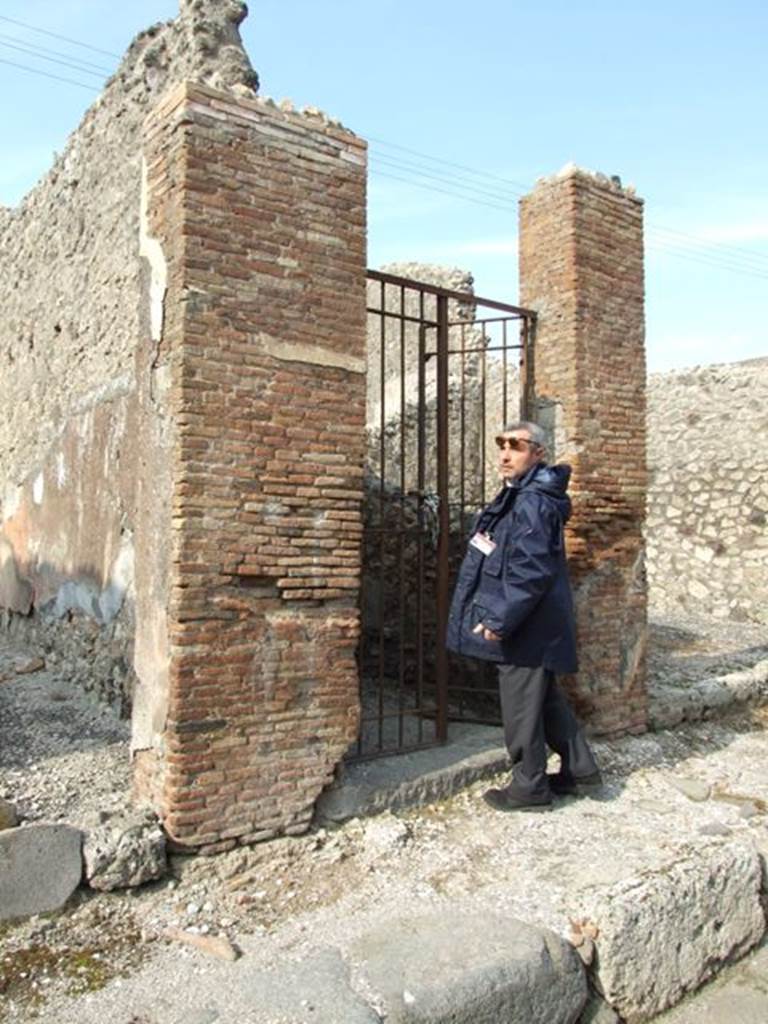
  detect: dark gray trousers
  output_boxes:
[498,664,598,800]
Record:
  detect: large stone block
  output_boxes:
[348,910,587,1024]
[577,838,766,1021]
[83,811,167,891]
[0,824,83,920]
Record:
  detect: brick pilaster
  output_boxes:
[519,166,648,735]
[135,82,367,850]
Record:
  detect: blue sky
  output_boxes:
[1,0,766,372]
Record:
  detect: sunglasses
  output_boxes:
[495,435,540,452]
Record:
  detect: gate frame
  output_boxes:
[356,269,537,760]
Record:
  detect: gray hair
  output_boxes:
[501,420,547,451]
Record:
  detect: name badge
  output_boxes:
[469,532,497,556]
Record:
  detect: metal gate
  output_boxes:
[352,269,536,760]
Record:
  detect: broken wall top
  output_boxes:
[0,0,259,494]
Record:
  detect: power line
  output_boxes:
[646,238,768,280]
[370,156,768,275]
[370,168,520,216]
[0,31,114,75]
[0,14,120,59]
[371,140,768,273]
[371,153,524,209]
[370,167,768,279]
[646,228,768,276]
[649,224,768,267]
[0,37,109,80]
[372,167,768,274]
[367,134,532,194]
[0,56,99,92]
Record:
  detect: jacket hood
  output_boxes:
[518,462,572,521]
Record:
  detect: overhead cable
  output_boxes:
[0,56,98,91]
[0,13,121,58]
[0,31,113,74]
[0,37,109,79]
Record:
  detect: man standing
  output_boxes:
[446,421,601,812]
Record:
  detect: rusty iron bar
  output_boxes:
[416,309,427,746]
[366,268,537,318]
[398,284,406,749]
[376,277,387,754]
[424,342,522,360]
[366,306,438,328]
[435,292,450,745]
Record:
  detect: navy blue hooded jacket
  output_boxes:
[445,462,578,673]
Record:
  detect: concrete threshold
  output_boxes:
[316,721,508,824]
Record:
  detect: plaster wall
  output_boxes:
[0,0,259,710]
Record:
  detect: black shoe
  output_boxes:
[482,787,553,813]
[548,770,604,797]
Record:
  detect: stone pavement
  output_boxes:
[655,940,768,1022]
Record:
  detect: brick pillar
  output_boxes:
[519,166,647,735]
[134,82,367,851]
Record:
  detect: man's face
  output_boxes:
[495,429,542,481]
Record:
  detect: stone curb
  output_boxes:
[573,837,766,1021]
[648,659,768,731]
[54,837,765,1024]
[346,910,587,1024]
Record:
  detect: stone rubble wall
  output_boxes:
[0,0,259,711]
[647,357,768,625]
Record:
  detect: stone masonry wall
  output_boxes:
[520,166,648,736]
[646,357,768,625]
[134,82,368,851]
[0,0,259,711]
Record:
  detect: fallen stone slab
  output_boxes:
[348,910,587,1024]
[0,823,82,920]
[83,811,167,890]
[574,837,766,1022]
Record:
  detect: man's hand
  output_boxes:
[473,622,502,642]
